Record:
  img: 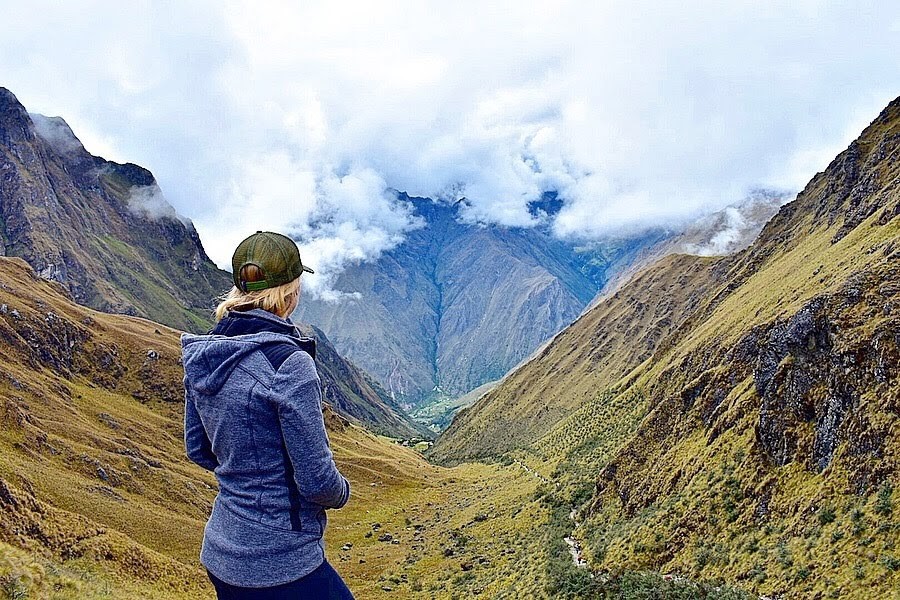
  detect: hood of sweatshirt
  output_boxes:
[181,309,316,396]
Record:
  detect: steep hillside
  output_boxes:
[0,87,231,332]
[295,194,664,407]
[432,97,900,597]
[1,254,620,600]
[410,195,782,433]
[433,252,723,460]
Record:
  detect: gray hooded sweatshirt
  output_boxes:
[181,308,350,588]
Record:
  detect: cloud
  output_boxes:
[29,114,87,156]
[1,1,898,298]
[678,189,790,256]
[124,184,188,224]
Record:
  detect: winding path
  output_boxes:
[511,459,586,568]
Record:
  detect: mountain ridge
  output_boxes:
[0,86,426,439]
[295,192,666,411]
[0,87,230,333]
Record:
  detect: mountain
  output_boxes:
[672,189,787,257]
[431,97,900,597]
[418,193,784,434]
[0,86,426,438]
[294,193,666,408]
[299,320,432,439]
[587,190,785,308]
[0,87,230,332]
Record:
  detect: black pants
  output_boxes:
[207,561,355,599]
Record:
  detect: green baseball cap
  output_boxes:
[231,231,314,292]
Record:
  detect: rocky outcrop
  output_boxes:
[750,266,899,475]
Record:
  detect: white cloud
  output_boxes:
[29,114,85,155]
[124,184,187,224]
[1,0,898,297]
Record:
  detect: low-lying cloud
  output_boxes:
[2,1,898,298]
[124,184,189,224]
[678,189,790,257]
[30,113,87,156]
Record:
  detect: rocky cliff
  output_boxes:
[0,87,230,332]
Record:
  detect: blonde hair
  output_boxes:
[215,264,301,321]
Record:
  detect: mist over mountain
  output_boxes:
[0,87,426,439]
[0,87,230,332]
[0,79,895,598]
[294,192,667,410]
[0,3,895,597]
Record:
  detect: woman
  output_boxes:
[181,231,354,599]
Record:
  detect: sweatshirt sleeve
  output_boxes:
[184,389,218,472]
[274,353,350,509]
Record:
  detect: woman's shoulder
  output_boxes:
[268,346,319,388]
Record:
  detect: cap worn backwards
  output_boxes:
[231,231,314,292]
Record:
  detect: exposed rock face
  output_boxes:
[295,194,665,406]
[749,269,899,475]
[0,87,231,332]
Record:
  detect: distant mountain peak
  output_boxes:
[296,189,660,416]
[0,86,24,112]
[0,87,37,148]
[527,191,564,219]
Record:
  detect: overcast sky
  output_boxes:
[1,1,898,296]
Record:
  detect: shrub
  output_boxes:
[818,505,836,525]
[875,482,893,517]
[881,555,900,572]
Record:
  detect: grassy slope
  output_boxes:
[432,253,722,462]
[430,97,900,598]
